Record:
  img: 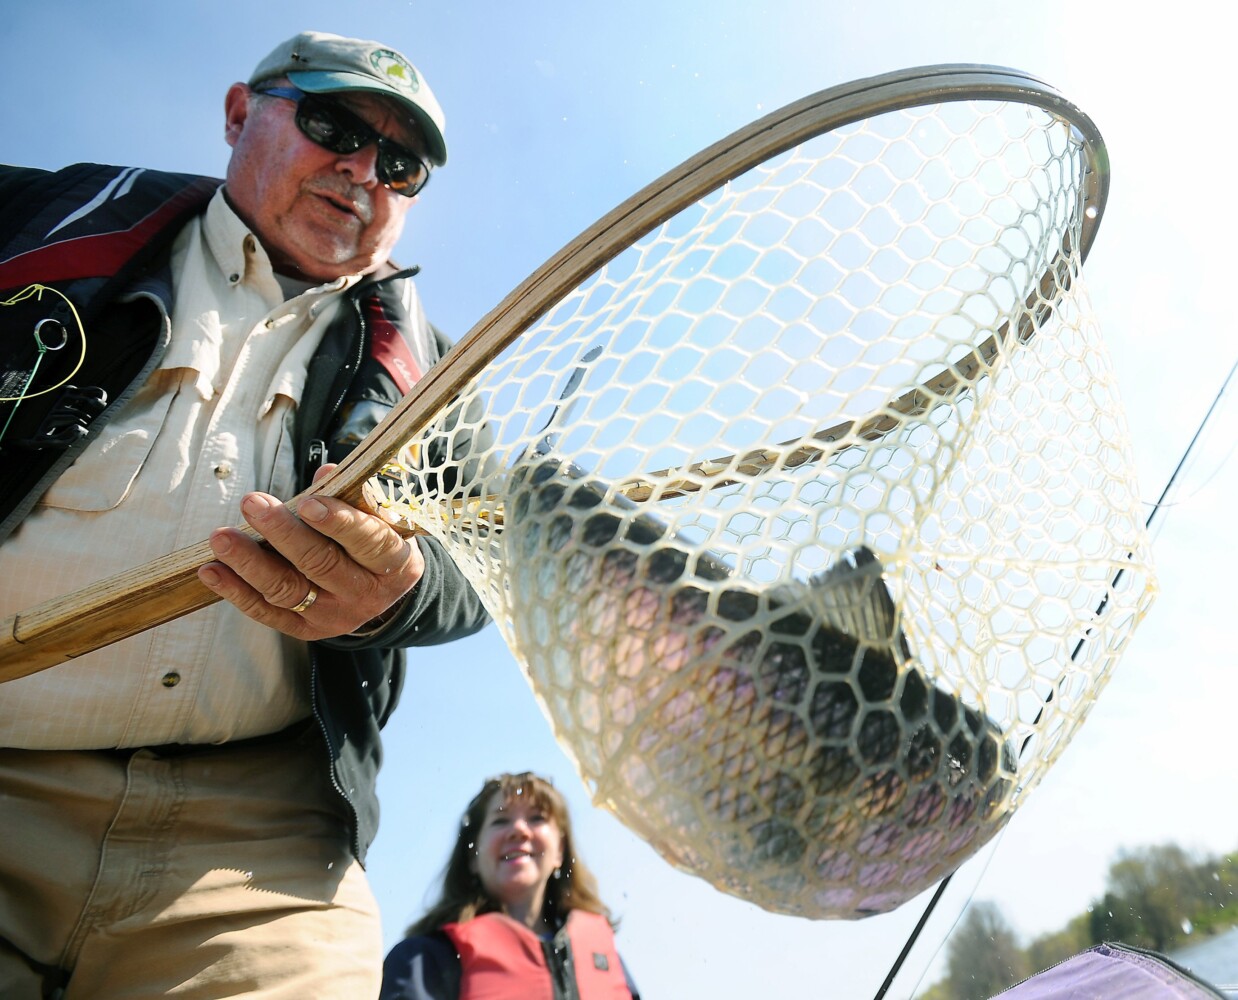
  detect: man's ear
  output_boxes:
[223,83,252,148]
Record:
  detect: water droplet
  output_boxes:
[327,861,334,870]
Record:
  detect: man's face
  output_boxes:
[223,82,423,280]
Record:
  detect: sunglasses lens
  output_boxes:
[293,95,430,198]
[296,101,363,154]
[377,145,430,197]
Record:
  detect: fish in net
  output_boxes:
[500,455,1017,917]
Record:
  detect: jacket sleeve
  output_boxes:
[320,530,489,651]
[318,327,494,652]
[380,934,462,1000]
[0,164,52,228]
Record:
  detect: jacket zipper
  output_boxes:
[307,645,363,859]
[543,932,581,1000]
[305,266,424,862]
[306,285,370,861]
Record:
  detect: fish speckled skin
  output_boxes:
[501,457,1016,918]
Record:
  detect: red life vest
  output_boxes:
[442,910,632,1000]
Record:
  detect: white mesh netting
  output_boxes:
[374,95,1155,917]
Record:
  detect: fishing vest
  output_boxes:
[0,162,430,537]
[0,164,220,533]
[442,911,632,1000]
[0,164,220,292]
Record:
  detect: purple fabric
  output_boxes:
[992,943,1226,999]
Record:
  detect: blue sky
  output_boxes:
[4,2,1235,997]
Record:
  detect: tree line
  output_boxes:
[916,841,1237,1000]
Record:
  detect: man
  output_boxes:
[0,30,488,999]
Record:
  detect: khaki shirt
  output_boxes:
[0,188,363,749]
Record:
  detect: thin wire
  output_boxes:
[905,830,1014,999]
[872,876,952,1000]
[1142,354,1237,539]
[0,284,88,402]
[0,348,48,445]
[870,354,1238,1000]
[1140,436,1237,513]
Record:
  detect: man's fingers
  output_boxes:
[294,496,418,579]
[205,525,325,612]
[198,490,424,639]
[235,493,353,584]
[197,558,321,639]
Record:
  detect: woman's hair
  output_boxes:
[406,771,614,936]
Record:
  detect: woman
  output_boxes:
[380,771,640,1000]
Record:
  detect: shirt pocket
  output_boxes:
[262,400,299,501]
[38,381,180,512]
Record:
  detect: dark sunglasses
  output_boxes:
[255,85,431,198]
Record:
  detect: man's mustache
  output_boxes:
[307,180,374,224]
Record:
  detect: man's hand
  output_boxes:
[197,467,423,640]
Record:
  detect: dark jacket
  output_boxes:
[0,162,491,861]
[381,912,640,1000]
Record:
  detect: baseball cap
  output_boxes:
[249,30,447,166]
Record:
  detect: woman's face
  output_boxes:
[473,792,566,924]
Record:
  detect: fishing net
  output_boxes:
[371,84,1155,917]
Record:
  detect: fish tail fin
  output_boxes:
[809,547,911,659]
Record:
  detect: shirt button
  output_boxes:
[214,462,233,479]
[228,272,240,283]
[161,672,181,688]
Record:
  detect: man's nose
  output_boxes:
[336,142,380,187]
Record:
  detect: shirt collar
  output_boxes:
[207,189,356,300]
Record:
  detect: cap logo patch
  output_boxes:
[369,48,419,93]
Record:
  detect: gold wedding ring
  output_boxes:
[290,585,319,614]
